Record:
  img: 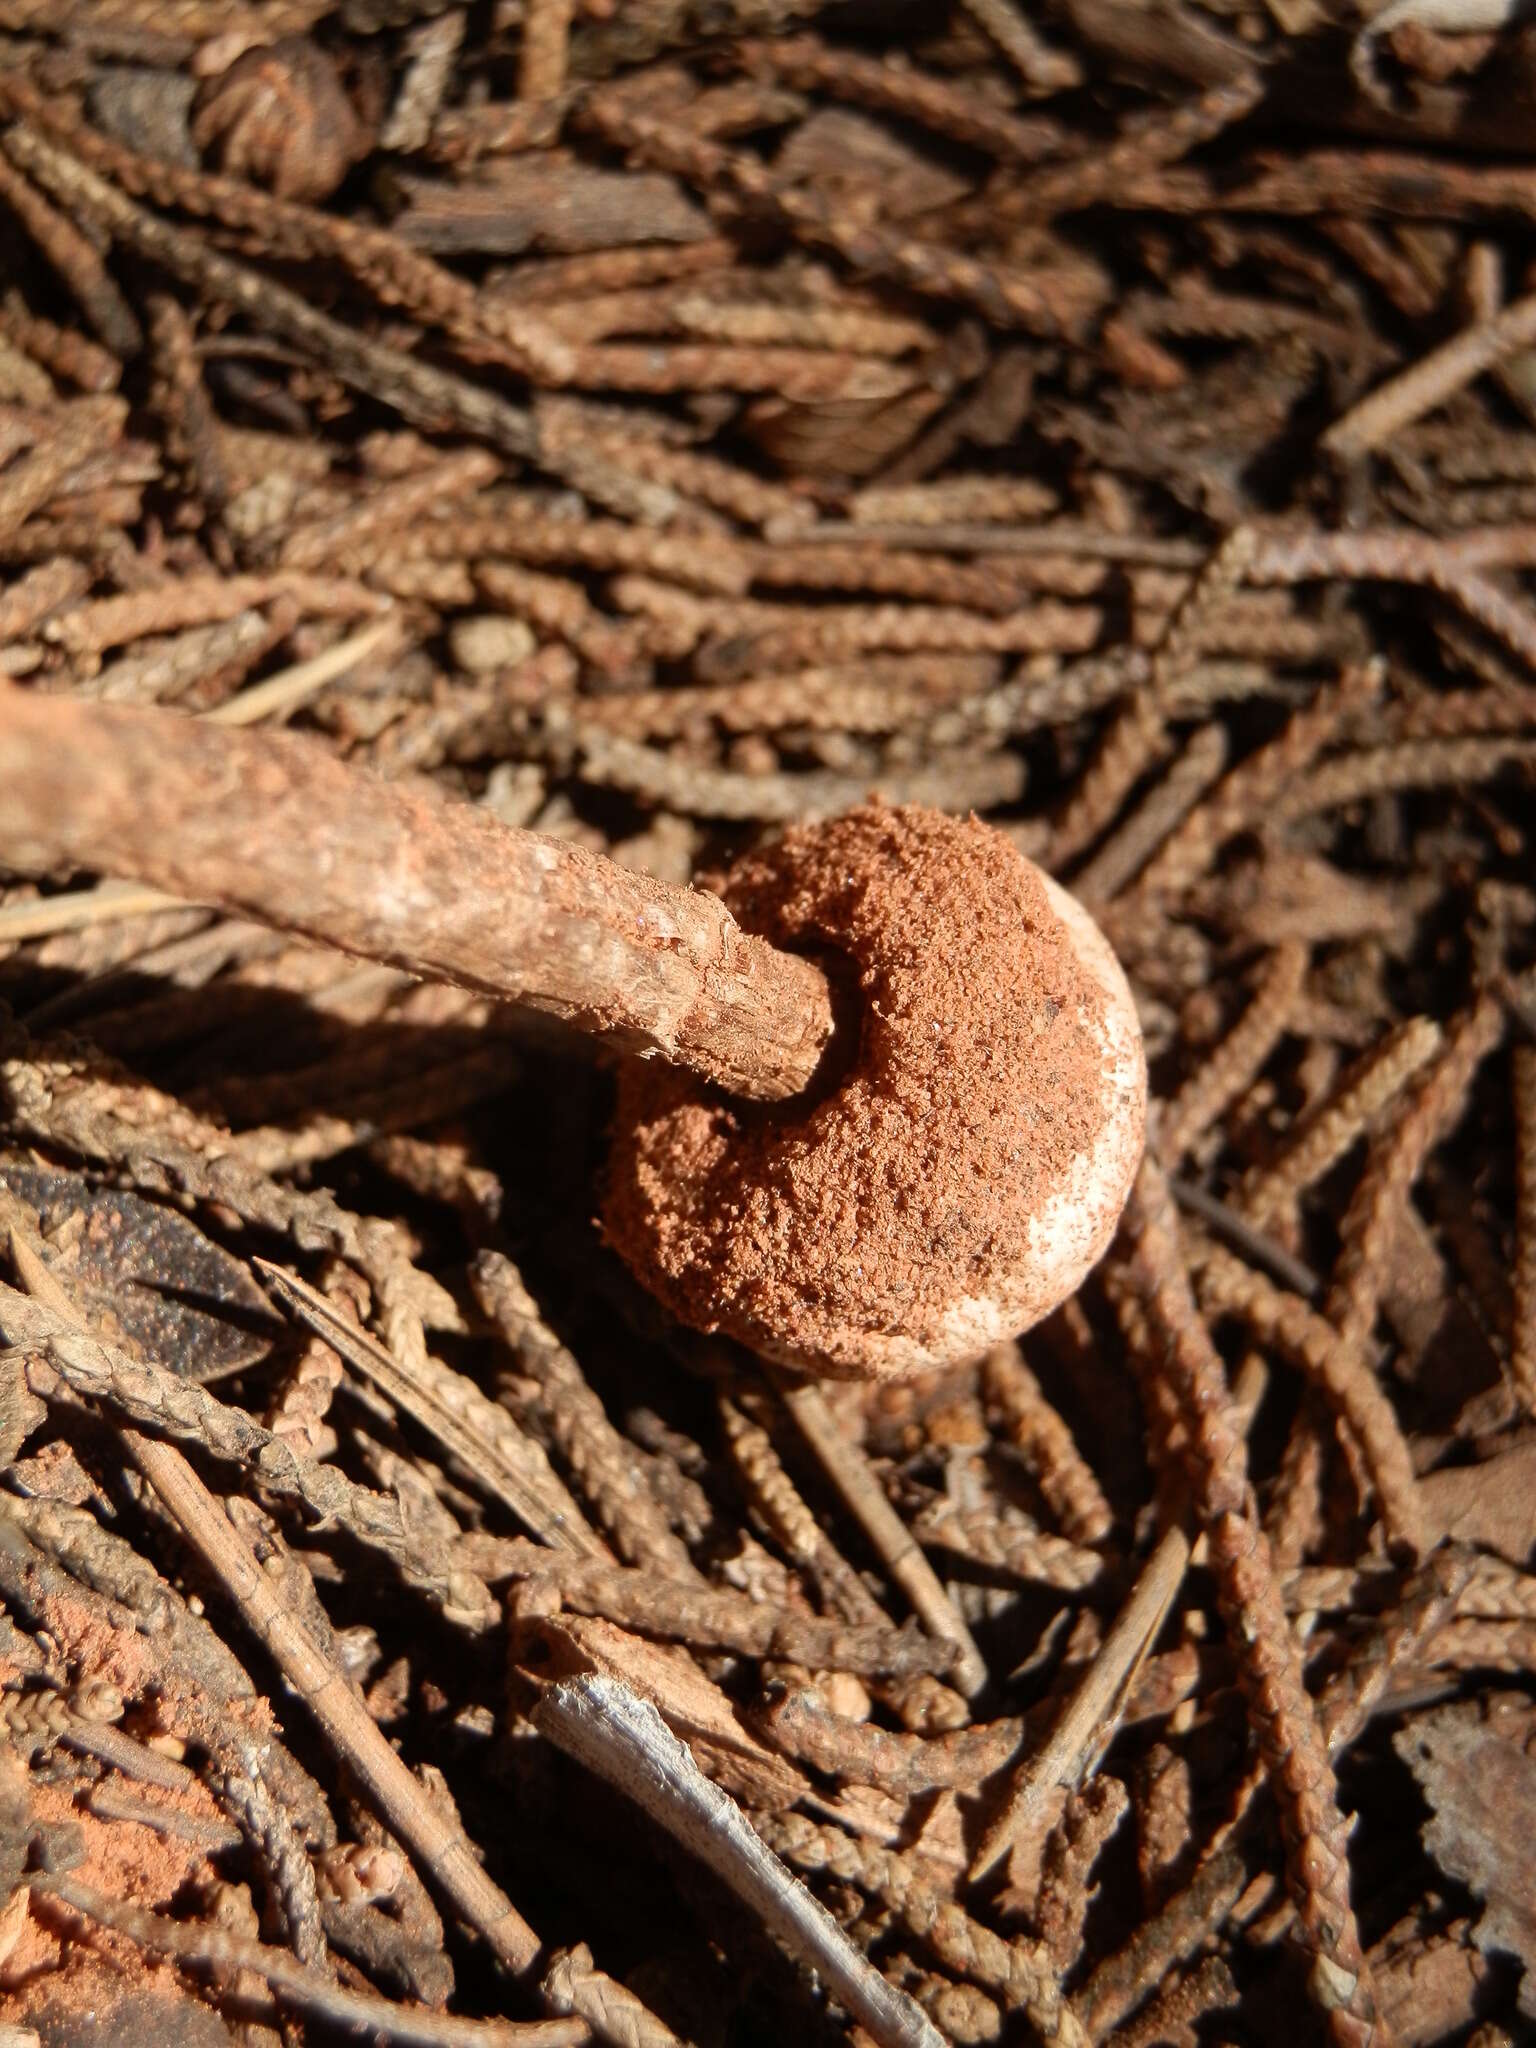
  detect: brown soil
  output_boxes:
[0,1775,219,2021]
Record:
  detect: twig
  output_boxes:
[957,0,1082,92]
[1124,666,1378,909]
[1269,737,1536,820]
[982,1343,1114,1545]
[773,1374,989,1698]
[1101,1956,1237,2048]
[1078,1552,1466,2043]
[455,1535,960,1678]
[206,615,400,726]
[0,396,127,544]
[0,688,834,1100]
[149,1436,653,2019]
[2,123,677,523]
[1166,1179,1322,1301]
[1190,1241,1431,1558]
[1,1218,556,1990]
[519,0,576,102]
[211,1737,329,1967]
[1117,1158,1382,2047]
[1,1274,495,1625]
[0,154,139,355]
[1323,284,1536,456]
[535,1675,945,2048]
[1049,527,1258,868]
[1159,943,1308,1166]
[471,1250,697,1577]
[1035,1778,1131,1972]
[1073,724,1228,906]
[720,1390,899,1627]
[0,879,185,944]
[1326,997,1505,1362]
[257,1261,604,1561]
[1079,1850,1247,2040]
[32,1876,587,2048]
[970,1525,1190,1881]
[1237,1019,1444,1231]
[1513,1045,1536,1415]
[85,1782,243,1852]
[759,1688,1023,1795]
[754,1809,1089,2045]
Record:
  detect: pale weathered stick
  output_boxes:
[970,1522,1191,1880]
[534,1675,946,2048]
[0,686,833,1101]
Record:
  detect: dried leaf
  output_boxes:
[1057,0,1255,88]
[1373,1911,1491,2048]
[0,1163,278,1383]
[87,69,200,171]
[11,1978,238,2048]
[773,107,973,221]
[1420,1440,1536,1563]
[387,156,710,255]
[1395,1699,1536,2016]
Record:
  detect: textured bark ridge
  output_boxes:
[605,805,1147,1378]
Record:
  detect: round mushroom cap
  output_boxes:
[604,804,1147,1378]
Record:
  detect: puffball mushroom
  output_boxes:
[604,805,1147,1378]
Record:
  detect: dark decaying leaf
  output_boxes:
[1395,1699,1536,2019]
[0,1161,279,1382]
[16,1979,239,2048]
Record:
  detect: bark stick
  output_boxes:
[0,686,834,1100]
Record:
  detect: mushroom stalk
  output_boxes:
[0,686,834,1102]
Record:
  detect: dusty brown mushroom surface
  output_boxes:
[605,804,1146,1376]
